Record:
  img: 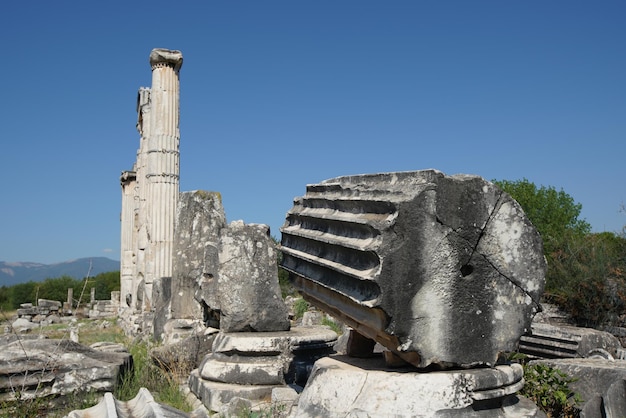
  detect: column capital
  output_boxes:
[149,48,183,71]
[120,170,137,186]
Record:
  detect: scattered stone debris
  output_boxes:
[0,336,131,403]
[107,47,626,416]
[520,322,621,360]
[65,387,210,418]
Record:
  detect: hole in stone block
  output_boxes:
[460,264,474,277]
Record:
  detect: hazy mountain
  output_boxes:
[0,257,119,286]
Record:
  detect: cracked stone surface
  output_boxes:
[292,356,538,417]
[281,170,546,368]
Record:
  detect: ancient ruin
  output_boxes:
[281,170,546,369]
[117,49,334,416]
[0,335,131,404]
[120,48,183,318]
[109,48,626,416]
[279,170,548,415]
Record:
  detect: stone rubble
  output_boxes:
[0,336,131,403]
[109,48,626,416]
[65,387,209,418]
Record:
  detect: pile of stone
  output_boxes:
[12,299,64,331]
[280,170,547,415]
[88,290,121,319]
[0,335,131,404]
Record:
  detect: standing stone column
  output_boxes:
[120,170,137,308]
[135,87,151,311]
[145,48,183,309]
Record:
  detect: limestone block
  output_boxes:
[281,170,546,368]
[200,353,285,385]
[189,369,279,413]
[0,339,131,402]
[11,317,37,332]
[217,221,290,332]
[38,299,62,309]
[519,323,621,359]
[171,191,226,321]
[292,356,534,417]
[65,387,202,418]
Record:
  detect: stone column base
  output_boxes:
[292,356,544,417]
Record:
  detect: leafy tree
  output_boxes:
[549,231,626,326]
[495,179,626,327]
[493,179,591,254]
[38,275,82,304]
[10,281,37,308]
[90,271,120,300]
[0,286,10,311]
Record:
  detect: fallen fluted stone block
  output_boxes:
[0,338,131,402]
[520,323,621,360]
[281,170,546,368]
[65,387,208,418]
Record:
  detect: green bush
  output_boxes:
[116,340,191,412]
[495,178,626,328]
[520,363,582,417]
[293,298,309,320]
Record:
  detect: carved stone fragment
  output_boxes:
[281,170,546,368]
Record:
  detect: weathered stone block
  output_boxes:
[0,338,131,403]
[171,191,226,322]
[520,323,621,359]
[281,170,546,368]
[189,369,279,413]
[292,356,537,417]
[217,221,289,332]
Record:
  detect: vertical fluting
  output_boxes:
[120,171,137,308]
[135,87,151,311]
[145,48,183,298]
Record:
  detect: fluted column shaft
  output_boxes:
[135,87,151,310]
[145,49,183,298]
[120,171,137,308]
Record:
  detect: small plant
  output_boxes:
[520,363,582,417]
[293,298,309,320]
[321,316,343,335]
[115,339,192,412]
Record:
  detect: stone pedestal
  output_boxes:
[292,356,543,417]
[189,327,337,413]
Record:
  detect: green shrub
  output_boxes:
[116,339,191,412]
[321,316,343,335]
[293,298,309,320]
[520,363,582,417]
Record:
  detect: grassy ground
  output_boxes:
[0,314,193,417]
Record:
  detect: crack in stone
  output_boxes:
[448,192,541,307]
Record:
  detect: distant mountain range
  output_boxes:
[0,257,119,286]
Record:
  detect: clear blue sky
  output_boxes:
[1,1,624,264]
